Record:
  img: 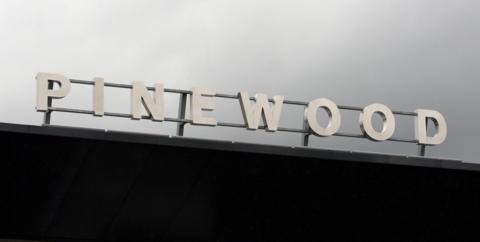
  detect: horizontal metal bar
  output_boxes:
[389,137,418,143]
[47,106,417,143]
[70,80,132,89]
[392,111,417,116]
[103,111,132,118]
[214,93,238,99]
[217,121,246,128]
[338,105,363,111]
[70,79,94,85]
[336,105,416,116]
[71,79,130,89]
[49,107,94,115]
[164,88,192,94]
[71,79,193,94]
[69,79,417,116]
[105,82,132,89]
[278,127,306,133]
[284,100,309,106]
[334,132,417,143]
[164,117,191,123]
[214,93,308,105]
[335,132,365,139]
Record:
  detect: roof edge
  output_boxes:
[0,122,474,172]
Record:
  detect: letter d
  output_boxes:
[415,109,447,145]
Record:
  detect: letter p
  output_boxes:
[36,72,71,111]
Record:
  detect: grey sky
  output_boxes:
[0,0,478,162]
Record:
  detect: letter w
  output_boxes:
[239,92,284,132]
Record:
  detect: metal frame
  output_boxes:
[42,79,427,156]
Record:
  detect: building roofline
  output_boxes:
[0,122,475,172]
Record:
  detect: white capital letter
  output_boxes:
[131,81,164,121]
[359,103,396,141]
[191,87,217,126]
[305,98,341,136]
[415,109,447,145]
[239,92,284,132]
[36,72,71,111]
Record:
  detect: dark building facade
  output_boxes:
[0,123,479,241]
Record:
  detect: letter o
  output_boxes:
[305,98,341,137]
[359,103,395,141]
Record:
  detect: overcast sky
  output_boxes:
[0,0,478,163]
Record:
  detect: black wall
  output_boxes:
[0,129,479,241]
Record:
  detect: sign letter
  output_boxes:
[131,81,164,121]
[415,109,447,145]
[36,72,71,111]
[191,87,217,126]
[305,98,341,136]
[359,103,395,141]
[239,92,284,132]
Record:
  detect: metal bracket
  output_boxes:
[176,93,188,136]
[42,81,54,126]
[418,145,426,156]
[417,118,428,156]
[301,106,310,146]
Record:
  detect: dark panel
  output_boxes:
[0,127,479,242]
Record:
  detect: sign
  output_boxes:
[36,72,447,146]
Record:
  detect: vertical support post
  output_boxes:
[302,106,310,146]
[176,93,188,136]
[418,118,427,156]
[42,80,54,126]
[418,145,426,157]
